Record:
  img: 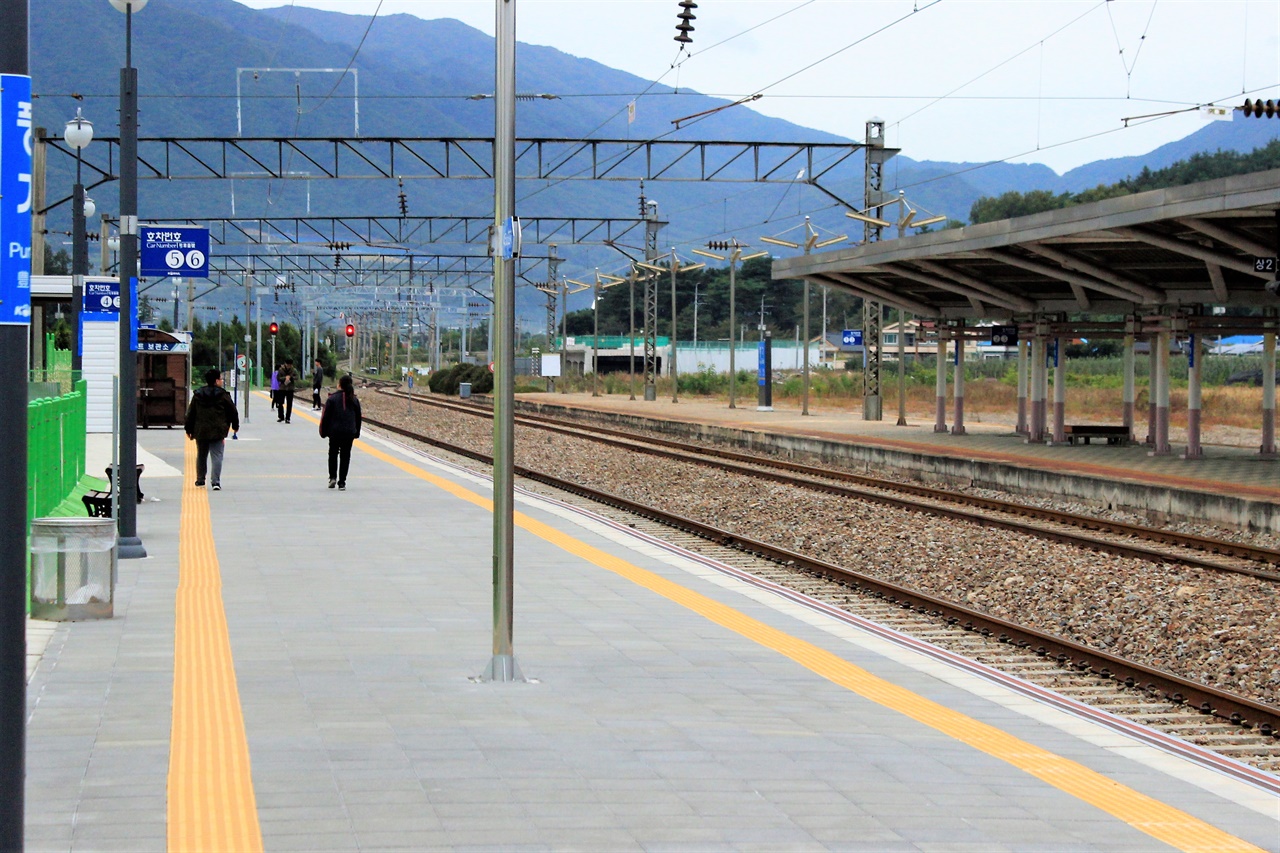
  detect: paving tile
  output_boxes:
[22,423,1280,852]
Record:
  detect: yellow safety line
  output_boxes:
[356,439,1266,853]
[169,438,263,853]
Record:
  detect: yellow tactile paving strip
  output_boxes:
[357,438,1266,853]
[168,438,263,853]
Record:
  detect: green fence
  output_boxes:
[28,379,88,521]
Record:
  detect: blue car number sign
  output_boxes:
[140,226,210,278]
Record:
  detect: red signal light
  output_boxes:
[346,324,355,338]
[269,322,279,336]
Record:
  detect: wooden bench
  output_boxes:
[81,491,112,517]
[1064,425,1130,446]
[105,463,145,503]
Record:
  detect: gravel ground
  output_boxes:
[362,391,1280,709]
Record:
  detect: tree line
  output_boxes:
[970,139,1280,224]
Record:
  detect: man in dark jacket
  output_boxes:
[184,368,239,490]
[277,359,298,423]
[311,358,324,410]
[318,374,362,491]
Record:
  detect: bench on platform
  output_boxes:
[81,491,112,517]
[1064,424,1130,446]
[105,464,145,503]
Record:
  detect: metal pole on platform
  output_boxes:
[484,0,522,682]
[0,1,31,841]
[114,0,147,559]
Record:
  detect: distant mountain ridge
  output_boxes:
[29,0,1280,308]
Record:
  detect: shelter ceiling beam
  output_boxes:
[910,260,1037,312]
[822,273,937,316]
[1205,263,1229,302]
[1021,243,1166,303]
[973,248,1153,305]
[878,263,1034,313]
[1176,217,1273,258]
[1109,226,1265,278]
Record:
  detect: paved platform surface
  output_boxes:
[23,399,1280,851]
[515,391,1280,506]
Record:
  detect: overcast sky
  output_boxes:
[235,0,1279,174]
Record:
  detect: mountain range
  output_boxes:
[30,0,1280,316]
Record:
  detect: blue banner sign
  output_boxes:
[0,74,33,325]
[130,277,139,352]
[139,226,210,278]
[842,329,862,347]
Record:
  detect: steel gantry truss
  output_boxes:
[37,135,875,211]
[170,215,647,250]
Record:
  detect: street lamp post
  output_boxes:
[64,109,94,372]
[111,0,148,559]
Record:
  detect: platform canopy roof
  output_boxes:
[771,168,1280,320]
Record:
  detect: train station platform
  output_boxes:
[514,391,1280,533]
[23,395,1280,851]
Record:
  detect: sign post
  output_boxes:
[0,44,33,847]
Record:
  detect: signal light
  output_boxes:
[269,321,279,336]
[1242,98,1278,118]
[675,0,696,44]
[345,324,355,338]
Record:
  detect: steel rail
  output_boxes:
[381,389,1280,580]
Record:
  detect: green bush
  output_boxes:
[428,363,494,395]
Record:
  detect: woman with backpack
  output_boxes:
[318,374,362,491]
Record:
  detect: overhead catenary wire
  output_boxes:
[1106,0,1160,97]
[891,0,1106,132]
[520,0,940,207]
[892,81,1280,194]
[303,0,384,113]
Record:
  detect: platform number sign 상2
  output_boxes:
[1255,257,1279,274]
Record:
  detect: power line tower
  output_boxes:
[532,243,561,390]
[544,243,560,357]
[861,118,895,421]
[641,183,666,401]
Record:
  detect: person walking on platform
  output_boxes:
[277,358,297,423]
[311,358,324,410]
[184,368,239,491]
[270,367,280,420]
[319,374,362,491]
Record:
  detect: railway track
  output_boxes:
[358,401,1280,779]
[380,389,1280,581]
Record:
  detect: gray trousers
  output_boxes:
[195,438,225,485]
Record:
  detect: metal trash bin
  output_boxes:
[30,518,116,621]
[459,382,472,399]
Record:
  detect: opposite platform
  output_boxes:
[23,399,1280,851]
[512,391,1280,532]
